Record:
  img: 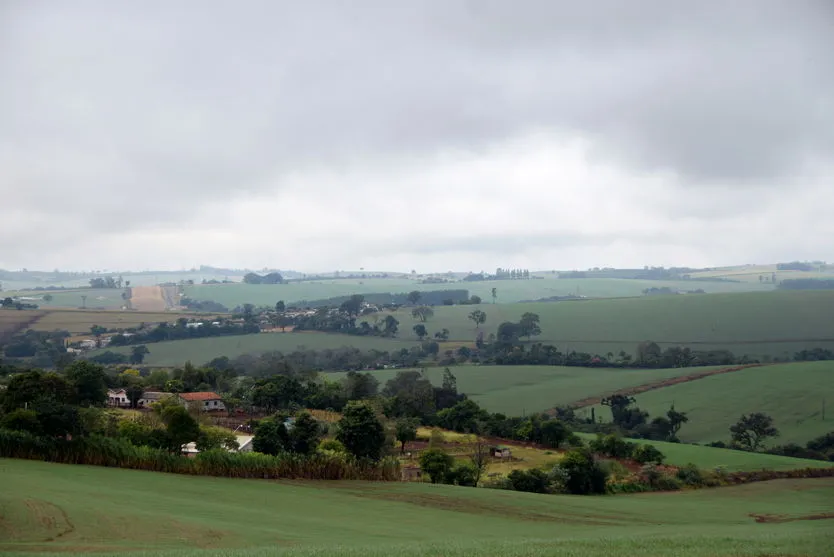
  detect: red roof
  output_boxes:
[179,392,222,401]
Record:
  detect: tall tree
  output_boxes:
[336,402,386,461]
[491,287,497,304]
[518,312,541,340]
[395,417,418,454]
[411,306,434,322]
[468,309,487,330]
[730,413,779,451]
[407,291,422,305]
[412,324,428,340]
[65,361,108,407]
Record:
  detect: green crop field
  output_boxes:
[2,459,832,556]
[92,332,418,367]
[573,433,834,471]
[586,361,834,446]
[183,276,771,308]
[384,290,834,359]
[331,364,731,415]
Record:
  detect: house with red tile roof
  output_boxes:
[178,392,225,412]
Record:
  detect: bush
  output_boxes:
[507,468,551,494]
[590,434,636,459]
[675,463,706,486]
[319,438,346,453]
[419,448,454,484]
[447,463,478,487]
[558,448,608,495]
[632,444,665,465]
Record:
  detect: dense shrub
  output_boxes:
[0,428,400,481]
[632,444,665,465]
[506,468,551,494]
[590,434,636,459]
[558,448,608,495]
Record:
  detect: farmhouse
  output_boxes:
[107,388,130,407]
[138,391,169,407]
[179,392,225,412]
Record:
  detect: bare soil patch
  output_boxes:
[129,286,168,312]
[750,512,834,524]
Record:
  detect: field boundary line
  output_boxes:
[563,364,767,409]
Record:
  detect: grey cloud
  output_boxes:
[1,1,832,268]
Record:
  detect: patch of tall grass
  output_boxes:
[0,428,400,481]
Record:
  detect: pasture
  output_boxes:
[332,364,730,415]
[587,361,834,446]
[92,332,418,366]
[2,459,832,556]
[183,275,771,308]
[385,290,834,360]
[689,264,834,284]
[0,310,46,337]
[3,289,126,309]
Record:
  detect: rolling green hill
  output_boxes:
[586,361,834,446]
[2,459,832,556]
[387,290,834,359]
[183,275,771,308]
[92,332,417,367]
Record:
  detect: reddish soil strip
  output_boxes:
[750,512,834,524]
[565,364,765,409]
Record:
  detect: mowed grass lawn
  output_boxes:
[95,332,417,367]
[386,290,834,359]
[332,365,728,415]
[2,459,833,557]
[184,276,770,307]
[587,361,834,446]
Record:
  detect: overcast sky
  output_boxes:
[2,1,832,273]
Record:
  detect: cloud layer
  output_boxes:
[2,1,832,272]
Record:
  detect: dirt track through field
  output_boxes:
[564,364,765,409]
[129,286,168,312]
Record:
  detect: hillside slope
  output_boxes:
[2,459,832,556]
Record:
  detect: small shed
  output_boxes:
[491,446,512,459]
[401,466,423,481]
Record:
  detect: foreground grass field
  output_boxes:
[94,332,418,366]
[332,365,729,415]
[587,361,834,446]
[2,459,832,556]
[184,275,771,307]
[385,290,834,359]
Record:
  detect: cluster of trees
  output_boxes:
[778,279,834,290]
[768,432,834,462]
[106,319,260,347]
[292,305,400,338]
[179,297,229,312]
[89,276,125,289]
[463,269,532,281]
[294,289,470,309]
[242,272,285,284]
[1,297,39,310]
[777,261,817,271]
[2,330,70,367]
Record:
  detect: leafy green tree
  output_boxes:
[469,295,482,304]
[539,419,570,449]
[407,291,422,305]
[340,294,365,316]
[382,315,399,337]
[160,405,201,453]
[419,448,454,483]
[395,417,418,454]
[436,399,485,433]
[0,409,42,435]
[130,345,150,364]
[558,448,608,495]
[411,306,434,322]
[666,405,689,440]
[275,300,286,313]
[289,411,322,455]
[491,287,497,304]
[252,416,290,455]
[413,324,428,340]
[467,309,486,330]
[1,370,72,412]
[507,468,551,493]
[518,312,542,340]
[730,413,779,452]
[341,371,379,401]
[196,426,240,451]
[65,361,108,407]
[434,328,450,341]
[632,444,665,465]
[336,402,386,461]
[126,384,144,409]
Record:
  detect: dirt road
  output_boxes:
[129,286,169,312]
